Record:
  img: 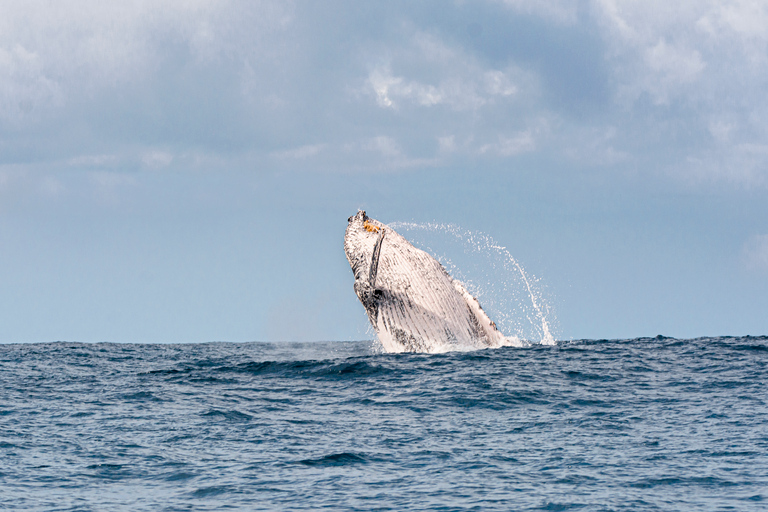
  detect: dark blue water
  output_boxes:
[1,337,766,511]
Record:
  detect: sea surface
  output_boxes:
[1,336,766,511]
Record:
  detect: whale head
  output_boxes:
[344,210,386,283]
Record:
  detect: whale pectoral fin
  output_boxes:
[353,230,385,325]
[368,229,385,289]
[452,279,506,347]
[354,279,380,325]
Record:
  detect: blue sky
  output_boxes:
[2,0,767,342]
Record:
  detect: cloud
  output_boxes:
[272,144,327,160]
[0,0,295,156]
[365,32,520,112]
[561,126,628,166]
[368,66,517,110]
[590,0,768,185]
[593,1,717,104]
[643,39,706,104]
[1,0,768,189]
[743,234,768,272]
[363,136,401,158]
[349,27,553,168]
[480,130,536,156]
[67,154,120,168]
[355,136,439,171]
[141,150,174,169]
[494,0,580,25]
[0,43,64,128]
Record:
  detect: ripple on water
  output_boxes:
[0,337,765,511]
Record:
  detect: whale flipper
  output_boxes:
[452,279,503,343]
[353,221,386,324]
[369,229,385,289]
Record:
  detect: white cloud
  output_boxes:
[708,120,736,144]
[67,154,120,168]
[680,141,768,187]
[365,33,522,111]
[368,65,489,110]
[0,44,63,127]
[591,0,768,185]
[743,234,768,272]
[594,0,712,104]
[0,1,293,129]
[2,0,767,189]
[563,126,628,166]
[363,136,401,158]
[90,171,136,188]
[592,0,768,102]
[495,0,580,25]
[643,39,705,104]
[272,144,327,160]
[437,136,456,153]
[484,70,517,97]
[141,150,174,169]
[697,1,768,65]
[328,135,442,172]
[355,29,546,166]
[480,130,536,156]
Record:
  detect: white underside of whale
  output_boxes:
[345,211,516,353]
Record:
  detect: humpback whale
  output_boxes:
[344,210,507,353]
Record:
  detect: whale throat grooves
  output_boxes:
[344,210,506,353]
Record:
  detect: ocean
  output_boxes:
[1,337,766,511]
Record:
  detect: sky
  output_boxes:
[1,0,767,342]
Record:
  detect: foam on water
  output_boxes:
[390,221,556,346]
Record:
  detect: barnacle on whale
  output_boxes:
[363,220,380,233]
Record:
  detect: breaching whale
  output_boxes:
[344,210,507,353]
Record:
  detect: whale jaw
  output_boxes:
[344,211,506,353]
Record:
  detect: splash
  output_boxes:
[390,221,557,346]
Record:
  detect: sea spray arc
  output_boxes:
[390,221,555,345]
[344,210,508,353]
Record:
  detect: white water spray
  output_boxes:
[390,221,557,346]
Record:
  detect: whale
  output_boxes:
[344,210,507,353]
